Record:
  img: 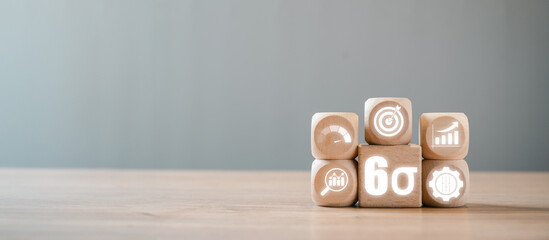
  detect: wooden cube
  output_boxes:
[422,159,469,207]
[358,144,422,207]
[364,97,412,145]
[311,112,358,160]
[420,113,469,160]
[311,159,358,207]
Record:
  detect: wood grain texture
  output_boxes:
[364,97,412,145]
[420,112,470,160]
[422,159,470,207]
[358,144,422,207]
[311,112,358,160]
[311,159,358,207]
[0,169,548,240]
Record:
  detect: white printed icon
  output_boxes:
[432,121,460,147]
[364,156,417,196]
[429,167,463,202]
[320,125,352,144]
[321,168,348,196]
[374,105,404,137]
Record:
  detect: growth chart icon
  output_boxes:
[320,168,348,196]
[432,121,460,147]
[374,105,404,137]
[429,167,463,202]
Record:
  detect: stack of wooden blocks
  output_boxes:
[311,97,470,208]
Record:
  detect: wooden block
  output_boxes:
[364,97,412,145]
[311,159,358,207]
[420,113,469,160]
[422,159,469,207]
[311,112,358,160]
[358,144,422,207]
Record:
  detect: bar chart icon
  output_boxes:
[328,172,346,187]
[321,168,348,196]
[432,121,460,147]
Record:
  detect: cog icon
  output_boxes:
[428,167,463,202]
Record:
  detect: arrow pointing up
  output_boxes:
[436,121,459,133]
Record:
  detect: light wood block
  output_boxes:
[311,159,358,207]
[311,112,358,160]
[420,113,469,160]
[358,144,422,207]
[422,159,469,207]
[364,97,412,145]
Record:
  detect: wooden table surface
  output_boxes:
[0,169,548,239]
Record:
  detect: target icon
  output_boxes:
[373,105,405,137]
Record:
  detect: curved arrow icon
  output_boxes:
[437,121,459,133]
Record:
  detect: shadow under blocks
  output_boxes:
[311,97,470,208]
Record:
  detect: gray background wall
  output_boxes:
[1,0,548,171]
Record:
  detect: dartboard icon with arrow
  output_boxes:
[373,104,405,137]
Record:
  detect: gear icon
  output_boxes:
[428,167,463,202]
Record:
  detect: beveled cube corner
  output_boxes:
[311,112,358,160]
[358,144,422,207]
[311,159,358,207]
[422,159,469,207]
[420,113,469,160]
[364,97,412,145]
